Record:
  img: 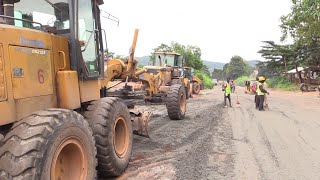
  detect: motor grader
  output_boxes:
[105,36,187,120]
[0,0,150,179]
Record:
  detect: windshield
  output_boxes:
[154,54,175,66]
[0,0,70,32]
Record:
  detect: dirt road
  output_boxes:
[116,87,320,180]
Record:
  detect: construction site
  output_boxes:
[0,0,320,180]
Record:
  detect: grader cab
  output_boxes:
[0,0,150,179]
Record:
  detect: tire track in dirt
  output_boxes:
[119,89,235,180]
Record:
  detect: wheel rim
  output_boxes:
[51,137,88,180]
[180,91,186,113]
[113,116,129,158]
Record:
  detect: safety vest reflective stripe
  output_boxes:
[256,82,265,95]
[225,83,231,94]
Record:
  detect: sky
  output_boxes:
[100,0,292,63]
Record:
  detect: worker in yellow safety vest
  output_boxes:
[256,76,270,111]
[223,78,232,107]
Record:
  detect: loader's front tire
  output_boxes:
[84,97,133,178]
[193,82,201,94]
[166,84,186,120]
[0,109,97,180]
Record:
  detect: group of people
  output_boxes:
[222,76,269,111]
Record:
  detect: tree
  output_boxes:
[280,0,320,68]
[150,42,206,71]
[149,43,173,64]
[223,56,252,79]
[212,68,224,80]
[258,41,307,82]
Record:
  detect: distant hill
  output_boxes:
[136,56,260,70]
[136,56,152,66]
[203,60,225,71]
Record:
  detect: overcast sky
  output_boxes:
[100,0,292,63]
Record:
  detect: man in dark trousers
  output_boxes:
[256,76,269,111]
[223,78,232,107]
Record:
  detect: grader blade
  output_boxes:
[130,110,152,137]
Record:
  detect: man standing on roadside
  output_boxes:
[256,76,269,111]
[223,78,232,108]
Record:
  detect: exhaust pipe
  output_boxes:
[3,0,14,25]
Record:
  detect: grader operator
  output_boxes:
[0,0,150,179]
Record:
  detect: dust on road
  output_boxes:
[116,87,320,180]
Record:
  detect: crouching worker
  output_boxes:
[256,76,269,111]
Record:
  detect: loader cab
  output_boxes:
[0,0,105,79]
[154,52,183,67]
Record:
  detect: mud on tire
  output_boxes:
[171,78,182,85]
[0,109,97,180]
[84,97,133,178]
[166,84,187,120]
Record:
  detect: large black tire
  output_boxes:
[193,82,201,94]
[84,97,133,178]
[166,84,186,120]
[171,78,182,85]
[0,109,97,180]
[300,83,308,92]
[185,81,191,99]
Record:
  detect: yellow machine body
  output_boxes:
[0,25,101,126]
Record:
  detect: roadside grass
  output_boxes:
[266,76,299,91]
[195,70,214,89]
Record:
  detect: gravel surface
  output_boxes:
[109,86,320,180]
[118,88,235,180]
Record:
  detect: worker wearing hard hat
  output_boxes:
[256,76,269,111]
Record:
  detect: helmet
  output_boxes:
[258,76,266,81]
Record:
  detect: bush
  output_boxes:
[266,76,298,90]
[195,70,213,89]
[234,76,250,86]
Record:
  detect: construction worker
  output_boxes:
[256,76,270,111]
[223,78,232,107]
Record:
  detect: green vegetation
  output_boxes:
[258,0,320,83]
[266,76,298,91]
[234,76,250,87]
[195,70,214,89]
[212,56,253,81]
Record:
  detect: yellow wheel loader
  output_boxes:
[105,35,187,120]
[0,0,150,179]
[183,67,203,95]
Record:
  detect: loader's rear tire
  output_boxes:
[166,84,186,120]
[0,109,97,180]
[84,97,133,178]
[193,82,201,94]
